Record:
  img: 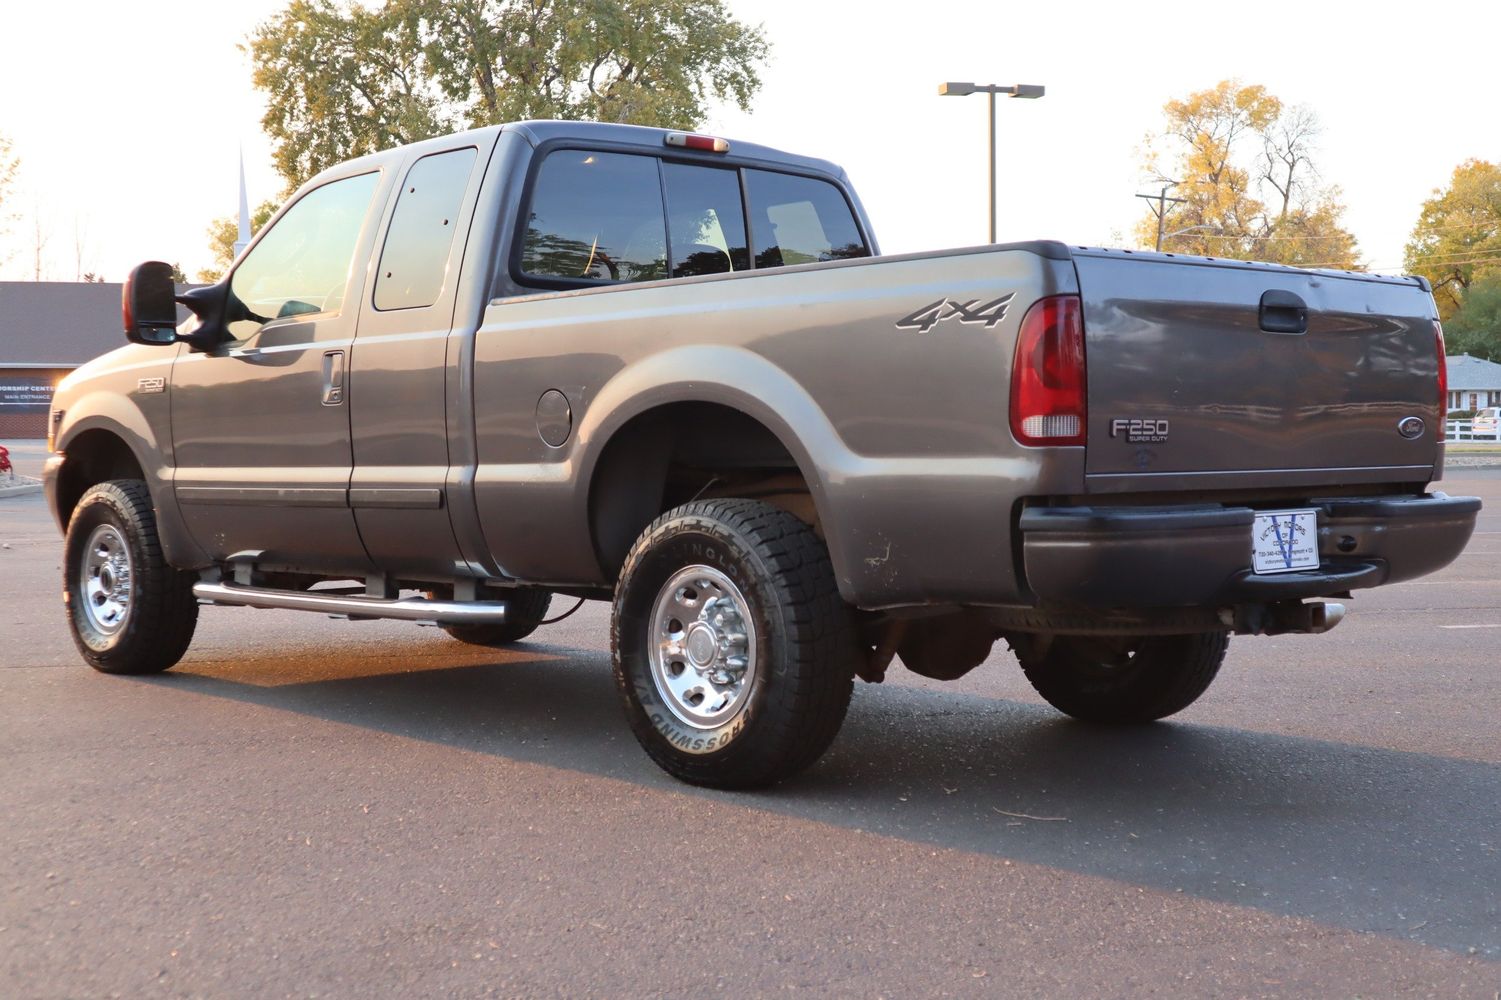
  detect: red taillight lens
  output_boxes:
[1010,294,1086,446]
[1435,319,1447,443]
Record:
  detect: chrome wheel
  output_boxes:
[81,523,132,634]
[649,565,758,730]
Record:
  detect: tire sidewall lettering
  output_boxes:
[623,526,768,758]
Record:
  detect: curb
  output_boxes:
[0,477,42,499]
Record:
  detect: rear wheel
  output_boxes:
[63,480,198,675]
[1012,631,1229,723]
[440,587,553,647]
[612,499,858,789]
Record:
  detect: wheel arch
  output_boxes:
[51,402,205,567]
[54,425,147,529]
[576,346,855,596]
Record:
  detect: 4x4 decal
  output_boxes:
[895,293,1014,333]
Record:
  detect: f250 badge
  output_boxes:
[1110,418,1169,443]
[136,377,166,394]
[895,294,1014,333]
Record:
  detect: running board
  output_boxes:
[192,581,508,625]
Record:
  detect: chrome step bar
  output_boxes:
[193,581,508,625]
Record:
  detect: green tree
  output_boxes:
[1137,81,1359,269]
[1403,159,1501,320]
[249,0,769,191]
[198,200,278,283]
[1442,273,1501,362]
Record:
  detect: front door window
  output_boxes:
[228,172,380,339]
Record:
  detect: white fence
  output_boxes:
[1446,420,1501,442]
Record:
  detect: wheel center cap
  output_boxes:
[685,623,718,668]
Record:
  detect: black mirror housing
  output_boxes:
[122,261,179,345]
[176,283,235,351]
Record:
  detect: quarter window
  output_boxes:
[519,151,667,284]
[745,170,868,268]
[375,147,478,310]
[227,171,379,339]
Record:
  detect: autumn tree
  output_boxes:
[198,200,278,283]
[249,0,769,191]
[1137,81,1359,269]
[1403,159,1501,321]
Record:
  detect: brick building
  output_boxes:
[1,281,141,439]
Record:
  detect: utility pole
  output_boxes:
[1136,181,1186,251]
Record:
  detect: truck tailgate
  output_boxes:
[1073,251,1442,492]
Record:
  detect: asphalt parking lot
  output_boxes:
[2,441,1499,997]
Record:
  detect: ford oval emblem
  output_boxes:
[1397,416,1425,439]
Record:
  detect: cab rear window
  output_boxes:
[516,148,868,290]
[519,151,668,284]
[745,170,869,267]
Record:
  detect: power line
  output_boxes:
[1332,254,1501,271]
[1404,246,1501,263]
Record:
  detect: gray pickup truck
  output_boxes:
[46,120,1480,787]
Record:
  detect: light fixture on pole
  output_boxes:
[938,81,1046,243]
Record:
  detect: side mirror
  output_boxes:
[122,261,179,345]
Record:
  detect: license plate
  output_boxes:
[1251,509,1319,575]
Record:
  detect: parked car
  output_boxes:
[1471,406,1501,435]
[44,121,1481,787]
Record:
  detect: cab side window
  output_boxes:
[375,148,478,310]
[228,171,380,339]
[519,151,667,284]
[745,170,868,268]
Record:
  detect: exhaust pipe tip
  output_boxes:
[1310,601,1346,633]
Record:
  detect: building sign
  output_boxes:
[0,377,58,414]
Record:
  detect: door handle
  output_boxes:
[321,350,345,405]
[1259,289,1308,334]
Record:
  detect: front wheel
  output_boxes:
[63,480,199,674]
[1012,631,1229,724]
[611,499,858,789]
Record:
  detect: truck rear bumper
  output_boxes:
[1019,492,1481,608]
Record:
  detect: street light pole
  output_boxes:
[988,90,996,244]
[939,81,1045,244]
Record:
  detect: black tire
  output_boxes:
[1012,631,1230,724]
[440,588,553,647]
[63,480,198,675]
[611,499,858,789]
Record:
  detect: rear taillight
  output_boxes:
[1435,319,1447,443]
[1010,294,1086,446]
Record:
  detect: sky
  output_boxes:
[1,0,1497,282]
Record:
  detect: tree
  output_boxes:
[248,0,769,191]
[1403,159,1501,320]
[1136,80,1359,269]
[1442,273,1501,362]
[0,133,17,264]
[198,200,278,283]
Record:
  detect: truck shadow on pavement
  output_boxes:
[148,641,1500,961]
